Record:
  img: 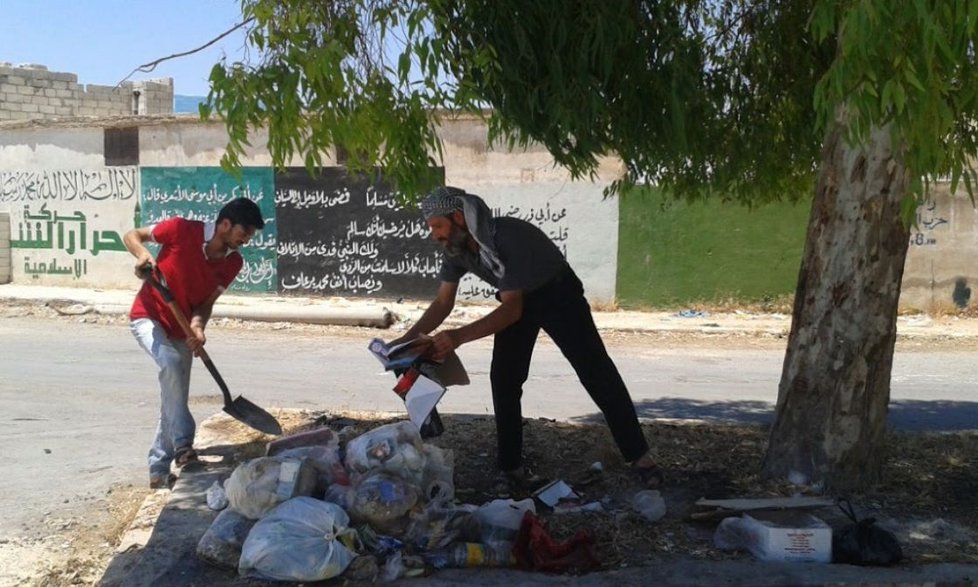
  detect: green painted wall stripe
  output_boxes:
[616,188,810,309]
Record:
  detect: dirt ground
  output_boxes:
[4,301,978,585]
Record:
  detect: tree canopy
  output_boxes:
[205,1,978,207]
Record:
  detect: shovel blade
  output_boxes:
[223,396,283,435]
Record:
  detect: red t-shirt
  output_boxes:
[129,217,243,339]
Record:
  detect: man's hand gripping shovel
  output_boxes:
[141,266,282,436]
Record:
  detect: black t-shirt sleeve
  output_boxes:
[437,256,468,283]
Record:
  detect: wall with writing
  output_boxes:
[276,168,442,297]
[902,183,978,311]
[0,168,139,287]
[0,116,624,305]
[441,185,618,303]
[439,115,621,304]
[0,212,10,284]
[140,167,277,292]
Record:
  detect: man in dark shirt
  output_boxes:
[397,186,662,494]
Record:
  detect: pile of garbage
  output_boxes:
[195,421,606,582]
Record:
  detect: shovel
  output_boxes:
[141,266,282,435]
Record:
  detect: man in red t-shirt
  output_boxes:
[124,198,265,489]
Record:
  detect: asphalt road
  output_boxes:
[2,316,977,543]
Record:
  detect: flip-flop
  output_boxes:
[174,447,198,468]
[149,472,177,489]
[492,466,543,497]
[633,464,664,489]
[491,473,514,498]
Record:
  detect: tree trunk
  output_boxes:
[761,123,911,492]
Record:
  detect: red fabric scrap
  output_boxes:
[512,511,601,573]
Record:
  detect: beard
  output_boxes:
[222,235,239,251]
[440,224,470,256]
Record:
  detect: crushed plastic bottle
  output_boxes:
[631,489,666,522]
[423,542,513,569]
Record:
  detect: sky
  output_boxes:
[0,0,249,97]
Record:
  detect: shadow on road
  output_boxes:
[568,397,978,433]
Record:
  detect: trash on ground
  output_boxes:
[197,416,877,581]
[675,309,708,318]
[196,508,256,570]
[238,497,359,582]
[832,498,903,566]
[553,501,604,515]
[473,498,536,546]
[691,495,836,521]
[225,456,319,520]
[533,479,579,508]
[632,489,666,522]
[205,480,228,511]
[713,510,831,563]
[513,512,600,573]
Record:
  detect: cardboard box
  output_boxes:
[743,511,832,563]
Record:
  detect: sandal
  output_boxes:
[491,473,515,498]
[491,466,544,498]
[174,447,198,468]
[633,463,665,489]
[149,473,177,489]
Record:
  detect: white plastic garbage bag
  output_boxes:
[473,498,536,546]
[225,457,318,520]
[275,445,349,493]
[347,470,421,536]
[196,508,255,570]
[345,421,426,484]
[238,497,357,582]
[420,444,455,506]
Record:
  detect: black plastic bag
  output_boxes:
[832,499,903,566]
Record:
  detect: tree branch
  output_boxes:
[117,18,255,87]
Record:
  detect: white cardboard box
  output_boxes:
[744,511,832,563]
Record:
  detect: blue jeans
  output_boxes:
[130,318,195,477]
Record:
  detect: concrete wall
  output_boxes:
[0,115,620,303]
[902,183,978,312]
[0,212,10,284]
[440,118,620,303]
[0,63,172,121]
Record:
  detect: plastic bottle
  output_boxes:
[424,542,513,569]
[631,489,666,522]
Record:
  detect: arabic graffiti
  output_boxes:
[337,253,442,277]
[280,271,383,294]
[277,187,352,209]
[278,238,380,260]
[140,167,278,293]
[458,283,499,300]
[274,167,443,298]
[236,257,276,286]
[0,169,137,202]
[23,257,89,280]
[144,182,266,205]
[11,204,127,255]
[491,202,571,255]
[345,216,429,240]
[910,198,948,247]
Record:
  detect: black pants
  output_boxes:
[490,267,649,471]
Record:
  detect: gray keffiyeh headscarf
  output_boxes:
[420,186,505,279]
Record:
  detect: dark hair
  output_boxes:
[217,197,265,230]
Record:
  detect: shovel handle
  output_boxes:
[140,267,232,403]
